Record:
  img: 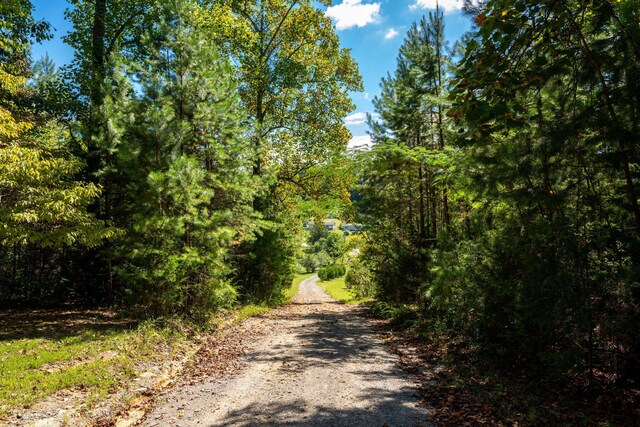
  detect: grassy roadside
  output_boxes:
[0,273,315,419]
[0,311,193,419]
[317,276,372,304]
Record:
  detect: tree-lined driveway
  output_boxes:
[144,276,430,426]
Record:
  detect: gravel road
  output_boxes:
[143,276,430,426]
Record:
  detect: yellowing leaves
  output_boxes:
[0,69,32,139]
[0,124,111,248]
[0,107,33,139]
[0,70,26,92]
[199,3,255,48]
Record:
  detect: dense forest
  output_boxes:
[0,0,360,321]
[2,0,639,402]
[350,0,640,389]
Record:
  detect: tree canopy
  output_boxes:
[351,0,640,389]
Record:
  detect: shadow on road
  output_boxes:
[213,397,429,427]
[211,307,429,426]
[247,309,381,367]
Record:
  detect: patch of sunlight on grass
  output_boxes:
[236,304,271,321]
[318,276,372,305]
[0,320,188,417]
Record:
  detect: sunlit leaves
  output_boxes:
[0,125,111,247]
[0,1,110,249]
[205,0,362,187]
[115,1,254,317]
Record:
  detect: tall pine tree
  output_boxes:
[116,0,254,320]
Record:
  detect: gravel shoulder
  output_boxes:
[143,276,431,426]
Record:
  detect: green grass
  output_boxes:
[0,312,191,418]
[236,304,271,321]
[0,273,331,420]
[318,276,372,305]
[0,272,355,417]
[284,272,316,302]
[235,271,317,318]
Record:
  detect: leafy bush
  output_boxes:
[318,263,346,281]
[316,233,344,260]
[299,253,317,273]
[345,257,375,298]
[369,301,418,329]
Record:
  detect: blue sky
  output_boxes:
[30,0,471,149]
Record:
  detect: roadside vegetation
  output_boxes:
[0,311,193,418]
[318,276,372,305]
[0,270,310,419]
[297,218,373,305]
[1,0,360,415]
[3,0,639,423]
[343,1,640,423]
[1,0,359,319]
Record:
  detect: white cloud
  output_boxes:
[344,112,379,126]
[364,92,371,100]
[384,28,399,40]
[345,112,368,125]
[326,0,381,30]
[410,0,463,12]
[348,135,373,150]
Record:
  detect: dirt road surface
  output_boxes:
[143,276,430,426]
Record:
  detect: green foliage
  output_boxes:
[1,0,360,319]
[368,301,418,328]
[0,0,114,303]
[308,224,329,245]
[298,219,346,274]
[355,11,452,304]
[0,0,49,139]
[63,0,152,118]
[0,2,105,249]
[317,233,344,260]
[442,0,640,375]
[299,252,318,273]
[358,0,640,384]
[344,257,375,299]
[115,1,253,321]
[119,156,238,319]
[207,0,362,303]
[318,263,346,282]
[233,222,297,304]
[0,125,111,248]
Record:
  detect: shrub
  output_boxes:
[345,257,375,298]
[300,253,317,273]
[318,263,346,281]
